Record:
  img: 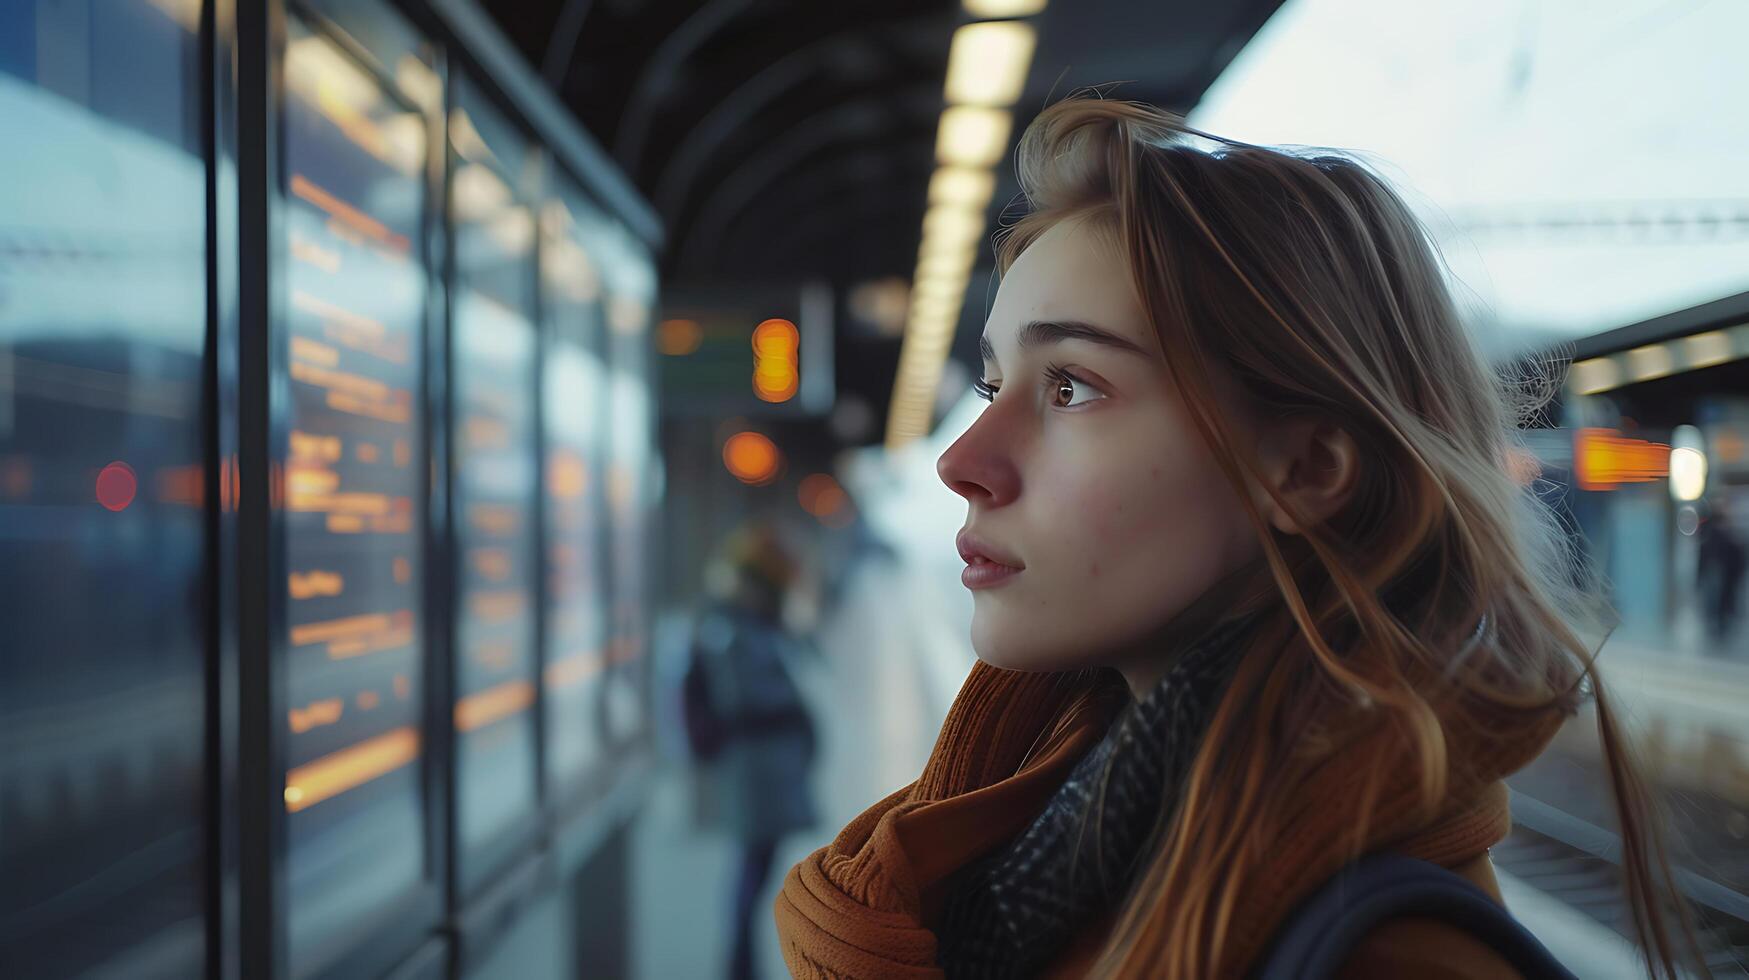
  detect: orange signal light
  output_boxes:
[1573,427,1670,491]
[752,318,798,352]
[751,318,799,403]
[723,431,782,486]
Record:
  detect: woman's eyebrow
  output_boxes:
[980,319,1151,363]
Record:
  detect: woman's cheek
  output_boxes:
[1094,460,1166,535]
[1069,487,1128,547]
[1089,502,1147,579]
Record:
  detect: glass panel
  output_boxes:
[0,1,207,976]
[451,82,540,890]
[602,230,658,747]
[280,15,431,976]
[540,191,610,796]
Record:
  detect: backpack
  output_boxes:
[680,610,817,764]
[681,640,729,762]
[1252,852,1578,979]
[680,611,734,762]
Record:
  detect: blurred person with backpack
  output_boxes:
[683,521,819,980]
[1697,504,1746,650]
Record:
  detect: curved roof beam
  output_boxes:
[541,0,596,90]
[653,29,900,222]
[717,145,933,266]
[675,91,935,275]
[612,0,759,175]
[759,189,932,277]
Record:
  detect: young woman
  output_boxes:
[773,96,1702,979]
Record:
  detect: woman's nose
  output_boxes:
[937,415,1020,507]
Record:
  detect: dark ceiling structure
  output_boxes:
[485,0,1284,287]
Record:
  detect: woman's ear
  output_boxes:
[1252,418,1360,536]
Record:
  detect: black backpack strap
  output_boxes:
[1251,852,1578,980]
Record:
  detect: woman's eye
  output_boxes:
[1048,371,1103,408]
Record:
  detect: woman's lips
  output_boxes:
[961,557,1022,590]
[957,530,1023,590]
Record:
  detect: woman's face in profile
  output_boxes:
[937,217,1260,676]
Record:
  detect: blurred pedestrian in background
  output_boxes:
[682,521,819,980]
[1697,505,1746,650]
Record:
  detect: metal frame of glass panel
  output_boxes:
[208,0,246,974]
[412,17,460,980]
[227,0,284,974]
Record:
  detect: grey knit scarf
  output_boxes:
[934,618,1253,978]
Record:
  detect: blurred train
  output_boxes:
[1,1,661,977]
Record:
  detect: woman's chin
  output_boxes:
[970,629,1082,674]
[974,650,1041,672]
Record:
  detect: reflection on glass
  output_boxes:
[281,17,430,976]
[300,0,443,118]
[540,195,610,795]
[0,2,207,975]
[452,84,540,890]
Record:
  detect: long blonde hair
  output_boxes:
[993,95,1704,979]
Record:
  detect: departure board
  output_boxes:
[280,18,430,974]
[540,193,611,796]
[451,84,541,891]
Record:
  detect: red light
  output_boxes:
[96,461,137,512]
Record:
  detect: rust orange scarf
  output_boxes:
[774,656,1562,978]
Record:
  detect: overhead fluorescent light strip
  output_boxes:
[929,167,997,209]
[945,21,1037,107]
[887,13,1042,448]
[935,106,1013,168]
[963,0,1048,17]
